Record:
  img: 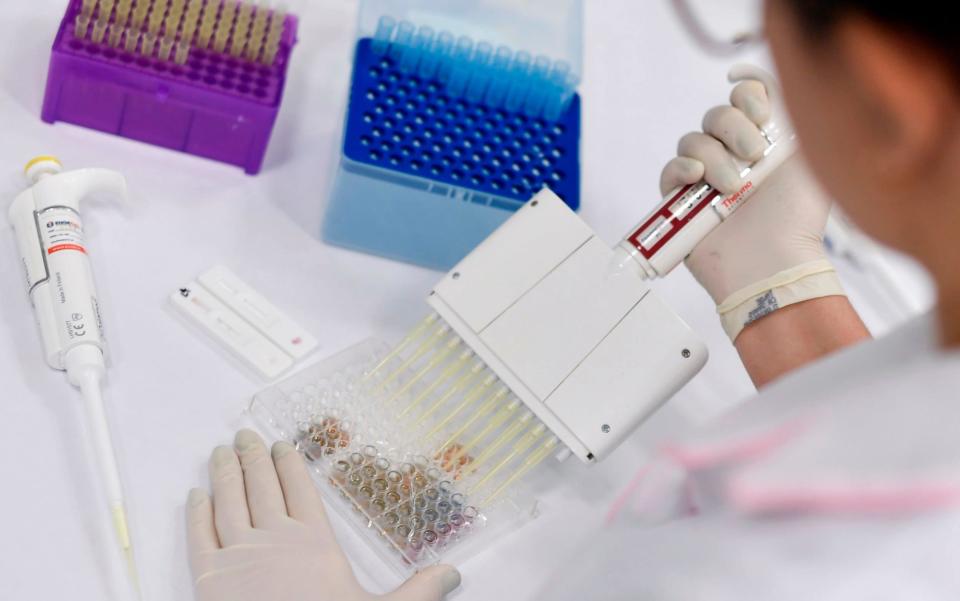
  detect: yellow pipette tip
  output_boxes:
[112,504,131,548]
[112,504,141,599]
[125,546,143,600]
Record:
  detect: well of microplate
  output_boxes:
[322,0,584,270]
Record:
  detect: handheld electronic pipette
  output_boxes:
[614,64,798,279]
[8,157,140,598]
[250,65,801,576]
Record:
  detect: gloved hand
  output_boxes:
[186,429,462,601]
[660,76,845,341]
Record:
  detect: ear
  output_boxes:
[834,16,958,177]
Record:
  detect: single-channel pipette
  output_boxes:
[8,157,140,599]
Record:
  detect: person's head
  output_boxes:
[764,0,960,282]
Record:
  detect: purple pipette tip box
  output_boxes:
[41,0,299,175]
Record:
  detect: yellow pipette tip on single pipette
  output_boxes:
[126,550,143,601]
[124,548,142,600]
[111,504,142,599]
[111,504,131,548]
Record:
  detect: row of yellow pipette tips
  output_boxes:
[75,0,287,66]
[360,313,562,507]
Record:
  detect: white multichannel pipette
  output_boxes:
[613,64,798,279]
[8,157,140,598]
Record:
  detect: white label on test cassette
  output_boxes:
[198,266,318,360]
[171,282,295,380]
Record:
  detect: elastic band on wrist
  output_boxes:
[718,260,846,342]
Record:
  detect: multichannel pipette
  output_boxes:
[249,65,795,576]
[8,157,140,598]
[614,64,798,279]
[251,185,709,573]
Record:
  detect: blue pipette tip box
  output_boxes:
[344,38,581,209]
[323,1,583,271]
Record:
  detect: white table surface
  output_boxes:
[0,2,934,600]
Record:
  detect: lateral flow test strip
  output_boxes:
[323,0,583,270]
[251,64,796,580]
[41,0,299,174]
[7,157,141,598]
[170,265,320,381]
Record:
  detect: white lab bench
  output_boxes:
[0,2,933,600]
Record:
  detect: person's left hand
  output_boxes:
[186,429,462,601]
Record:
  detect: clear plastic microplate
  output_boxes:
[249,337,541,579]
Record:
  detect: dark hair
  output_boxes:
[787,1,960,73]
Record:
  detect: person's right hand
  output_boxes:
[660,74,845,342]
[186,429,461,601]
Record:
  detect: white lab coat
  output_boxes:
[540,313,960,600]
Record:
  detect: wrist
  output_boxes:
[734,294,871,387]
[717,259,846,341]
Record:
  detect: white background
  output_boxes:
[0,1,934,600]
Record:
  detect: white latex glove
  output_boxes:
[661,77,845,341]
[187,429,461,601]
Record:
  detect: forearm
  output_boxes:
[654,69,872,386]
[734,294,871,388]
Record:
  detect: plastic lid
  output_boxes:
[357,0,583,89]
[24,156,63,183]
[360,0,583,76]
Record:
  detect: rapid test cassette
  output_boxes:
[171,266,319,381]
[251,188,707,578]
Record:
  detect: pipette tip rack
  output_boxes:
[344,34,581,208]
[323,17,582,271]
[41,0,298,174]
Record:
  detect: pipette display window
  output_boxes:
[627,183,719,259]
